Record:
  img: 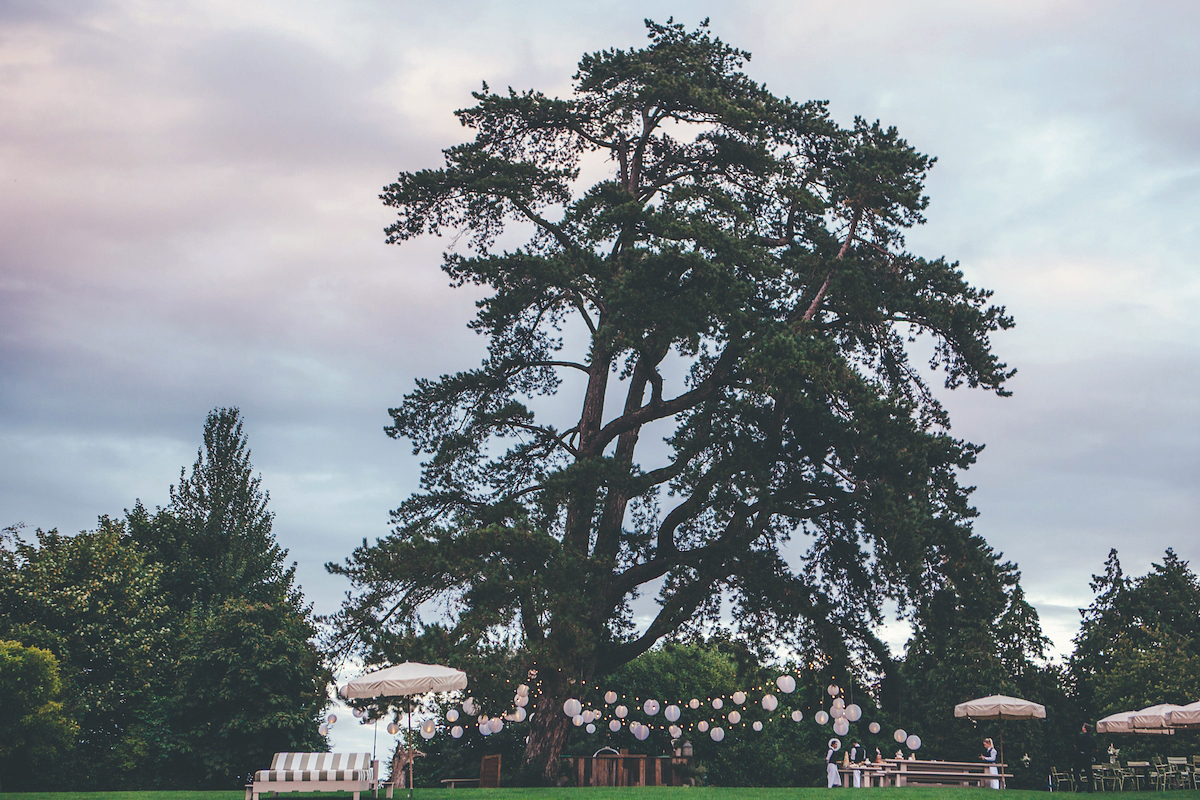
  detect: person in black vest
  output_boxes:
[1073,723,1096,792]
[980,737,999,789]
[848,739,866,787]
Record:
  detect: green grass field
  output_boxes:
[4,790,1200,800]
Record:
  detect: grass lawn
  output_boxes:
[5,790,1200,799]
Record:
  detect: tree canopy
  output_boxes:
[328,18,1014,778]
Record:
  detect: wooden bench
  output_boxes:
[248,751,376,800]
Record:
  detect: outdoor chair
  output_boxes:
[1096,764,1122,791]
[1051,767,1076,792]
[1151,759,1173,791]
[1120,761,1148,791]
[1167,757,1193,790]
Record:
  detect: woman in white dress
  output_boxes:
[826,738,843,788]
[981,737,999,789]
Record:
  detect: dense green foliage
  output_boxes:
[0,409,328,790]
[0,639,77,791]
[328,19,1015,780]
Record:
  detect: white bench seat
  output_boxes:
[249,752,375,800]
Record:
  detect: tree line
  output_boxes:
[0,408,327,792]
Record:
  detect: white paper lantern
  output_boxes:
[517,683,529,696]
[451,725,463,738]
[463,697,479,716]
[573,714,584,727]
[846,703,862,722]
[634,723,650,741]
[791,710,804,722]
[710,726,725,742]
[387,722,400,735]
[815,710,830,725]
[727,710,741,725]
[665,704,681,722]
[644,699,661,716]
[479,722,490,736]
[689,698,700,709]
[761,694,778,712]
[907,734,922,750]
[697,720,709,732]
[833,718,850,736]
[604,691,617,705]
[486,717,501,734]
[514,707,527,722]
[712,698,724,710]
[669,725,683,738]
[776,675,797,694]
[753,720,764,732]
[446,708,460,722]
[831,697,845,710]
[869,722,881,734]
[732,691,747,705]
[827,684,840,697]
[515,694,528,708]
[563,698,582,718]
[353,707,365,719]
[421,725,437,740]
[586,723,596,734]
[894,728,907,743]
[609,719,621,732]
[615,705,628,718]
[830,704,845,719]
[318,723,329,735]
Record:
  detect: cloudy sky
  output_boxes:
[3,0,1198,730]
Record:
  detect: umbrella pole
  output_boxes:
[998,721,1005,790]
[408,703,415,800]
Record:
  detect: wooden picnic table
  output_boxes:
[874,758,1012,788]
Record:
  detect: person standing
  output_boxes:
[981,737,1000,789]
[827,738,843,788]
[848,739,866,787]
[1073,723,1096,792]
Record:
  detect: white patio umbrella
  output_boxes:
[1165,701,1200,729]
[340,662,469,798]
[1097,710,1137,734]
[954,694,1047,783]
[1130,703,1184,733]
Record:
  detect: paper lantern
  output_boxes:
[697,720,709,733]
[604,691,617,705]
[831,697,845,711]
[514,707,527,722]
[446,708,459,722]
[732,691,747,705]
[727,710,741,725]
[907,734,922,751]
[776,675,797,694]
[489,717,504,734]
[833,718,850,736]
[387,722,400,735]
[689,698,700,709]
[318,723,329,735]
[869,722,881,734]
[563,698,582,717]
[327,714,338,724]
[894,728,907,743]
[669,725,683,738]
[753,721,763,732]
[421,726,436,740]
[644,699,661,716]
[479,722,490,736]
[827,684,840,697]
[712,698,724,710]
[710,726,725,742]
[846,703,862,722]
[353,707,365,719]
[573,715,584,727]
[791,710,804,722]
[517,683,529,696]
[830,704,845,720]
[634,723,650,741]
[515,694,528,708]
[615,704,628,718]
[761,694,778,712]
[814,711,830,725]
[609,719,621,732]
[463,697,479,716]
[586,723,596,734]
[665,704,681,722]
[451,725,463,738]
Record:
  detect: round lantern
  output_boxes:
[515,694,528,708]
[318,723,328,736]
[689,698,700,709]
[907,735,922,751]
[869,722,881,734]
[353,707,365,719]
[710,726,725,742]
[634,723,650,741]
[894,728,907,743]
[586,723,596,734]
[563,698,582,717]
[327,714,338,724]
[388,722,400,735]
[833,718,850,736]
[463,697,479,716]
[827,683,840,697]
[478,721,490,736]
[514,707,527,722]
[644,699,661,716]
[791,710,804,722]
[609,719,621,732]
[488,717,503,734]
[697,720,709,733]
[669,725,683,738]
[573,714,584,727]
[814,710,830,725]
[665,704,681,722]
[753,721,764,732]
[761,694,778,712]
[846,703,862,722]
[732,691,747,705]
[615,705,628,718]
[727,710,741,725]
[604,690,618,705]
[776,675,797,694]
[830,704,845,720]
[517,683,529,696]
[421,719,437,739]
[451,725,463,738]
[712,698,723,710]
[447,708,460,722]
[832,697,845,711]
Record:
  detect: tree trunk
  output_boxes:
[523,691,574,784]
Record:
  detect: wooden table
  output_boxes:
[565,752,678,787]
[877,758,1012,788]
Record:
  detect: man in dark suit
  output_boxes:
[1073,723,1096,792]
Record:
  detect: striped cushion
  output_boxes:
[255,752,372,783]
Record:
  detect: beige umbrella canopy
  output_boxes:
[1099,704,1177,735]
[339,662,469,798]
[1097,710,1138,734]
[1166,701,1200,729]
[955,694,1047,780]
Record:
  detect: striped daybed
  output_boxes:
[247,751,376,800]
